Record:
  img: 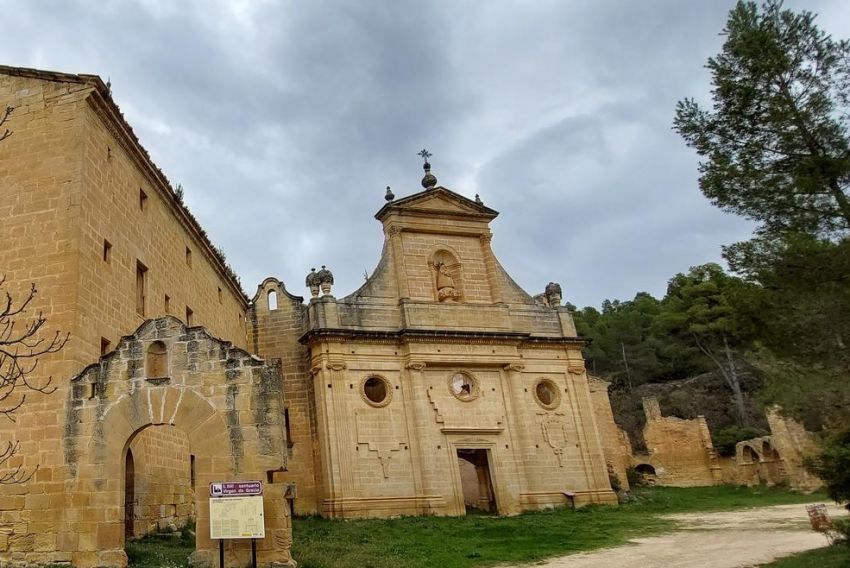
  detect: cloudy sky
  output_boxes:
[4,0,849,308]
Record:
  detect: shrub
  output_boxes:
[807,428,850,512]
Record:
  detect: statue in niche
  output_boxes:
[434,261,461,302]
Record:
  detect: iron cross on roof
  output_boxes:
[418,149,432,163]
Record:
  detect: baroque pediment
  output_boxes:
[375,186,498,222]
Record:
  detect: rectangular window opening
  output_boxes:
[164,295,171,314]
[185,306,193,326]
[284,407,293,448]
[139,188,148,211]
[190,455,196,487]
[185,246,192,267]
[217,287,223,304]
[100,337,111,356]
[102,240,112,263]
[135,261,148,317]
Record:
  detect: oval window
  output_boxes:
[362,376,391,406]
[449,372,478,401]
[534,379,561,409]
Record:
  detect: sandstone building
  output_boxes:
[0,65,619,567]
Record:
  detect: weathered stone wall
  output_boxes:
[63,317,293,568]
[765,408,822,491]
[633,398,718,486]
[587,376,631,491]
[127,425,194,536]
[249,278,319,515]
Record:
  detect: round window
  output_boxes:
[534,379,561,409]
[449,372,478,401]
[361,376,391,407]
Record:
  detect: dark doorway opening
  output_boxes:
[125,449,135,538]
[457,449,496,514]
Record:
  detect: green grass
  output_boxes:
[291,485,827,568]
[759,544,850,567]
[115,486,829,568]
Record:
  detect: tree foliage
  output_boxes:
[674,0,850,238]
[0,277,68,483]
[807,428,850,512]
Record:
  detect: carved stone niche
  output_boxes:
[430,249,463,303]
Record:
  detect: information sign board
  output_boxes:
[209,480,263,497]
[209,495,265,539]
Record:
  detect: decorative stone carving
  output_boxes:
[540,414,570,467]
[503,363,525,373]
[567,362,586,375]
[305,268,320,298]
[544,282,562,308]
[405,361,427,371]
[325,361,346,372]
[435,261,461,302]
[316,265,334,296]
[355,408,406,479]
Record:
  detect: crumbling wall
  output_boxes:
[766,408,822,491]
[634,397,718,486]
[587,376,632,491]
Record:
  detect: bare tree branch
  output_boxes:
[0,106,13,143]
[0,276,68,484]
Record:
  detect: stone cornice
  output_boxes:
[299,327,586,348]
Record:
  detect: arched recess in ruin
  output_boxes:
[64,317,295,568]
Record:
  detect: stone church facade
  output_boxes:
[0,65,618,567]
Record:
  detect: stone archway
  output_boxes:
[63,317,295,568]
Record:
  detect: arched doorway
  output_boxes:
[123,424,195,540]
[634,463,657,485]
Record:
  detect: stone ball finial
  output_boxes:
[385,186,395,201]
[421,161,437,189]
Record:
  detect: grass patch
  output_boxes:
[125,525,195,568]
[115,486,829,568]
[759,544,850,567]
[292,485,827,568]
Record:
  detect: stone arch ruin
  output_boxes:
[63,317,294,568]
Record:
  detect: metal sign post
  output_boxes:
[209,480,265,568]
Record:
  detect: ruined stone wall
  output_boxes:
[587,377,631,491]
[766,408,822,491]
[249,279,319,514]
[635,398,717,486]
[127,426,194,537]
[62,317,293,568]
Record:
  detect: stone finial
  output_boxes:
[316,265,334,296]
[385,186,395,202]
[544,282,562,308]
[418,149,437,189]
[306,268,320,298]
[475,194,483,205]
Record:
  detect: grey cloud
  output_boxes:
[2,0,847,308]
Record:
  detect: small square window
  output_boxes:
[100,337,111,355]
[139,189,148,211]
[102,240,112,263]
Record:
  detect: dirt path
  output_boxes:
[516,502,845,568]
